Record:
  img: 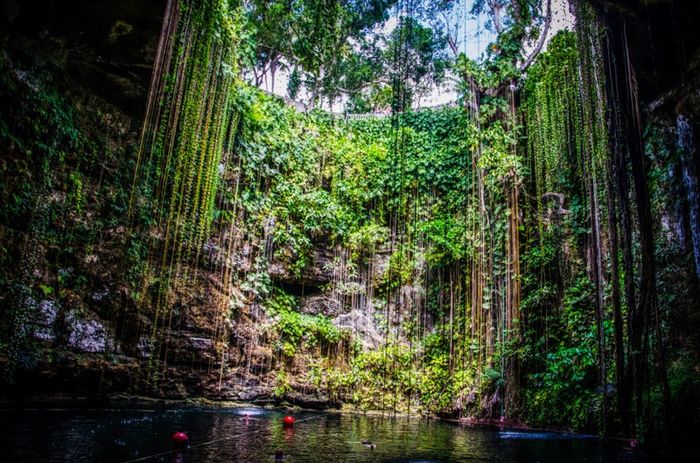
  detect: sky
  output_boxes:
[255,0,575,112]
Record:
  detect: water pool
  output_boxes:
[0,406,647,462]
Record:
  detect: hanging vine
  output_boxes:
[129,0,243,383]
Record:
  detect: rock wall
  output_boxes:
[0,0,398,404]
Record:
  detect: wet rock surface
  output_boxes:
[333,309,384,350]
[66,312,114,353]
[5,0,697,411]
[299,294,342,317]
[32,300,58,342]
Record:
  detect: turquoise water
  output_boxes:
[0,406,646,462]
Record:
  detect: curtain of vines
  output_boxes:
[521,9,612,429]
[130,0,242,383]
[448,53,523,419]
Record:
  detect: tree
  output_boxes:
[246,0,295,92]
[245,0,455,110]
[245,0,399,107]
[385,16,449,111]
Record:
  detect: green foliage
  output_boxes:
[265,289,346,358]
[415,332,461,414]
[520,274,599,429]
[223,91,490,416]
[347,222,387,259]
[117,0,249,381]
[230,89,473,293]
[6,3,688,441]
[523,31,582,207]
[0,30,148,380]
[273,369,292,398]
[136,0,244,259]
[244,0,454,109]
[67,172,86,213]
[345,342,417,411]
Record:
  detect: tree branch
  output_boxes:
[335,78,391,95]
[519,0,552,72]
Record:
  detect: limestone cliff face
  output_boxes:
[589,0,700,279]
[588,0,700,118]
[1,0,163,398]
[3,0,700,410]
[3,0,164,116]
[0,0,396,403]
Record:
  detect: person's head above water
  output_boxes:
[274,449,284,461]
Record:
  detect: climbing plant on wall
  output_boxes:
[130,0,244,381]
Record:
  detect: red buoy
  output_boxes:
[283,415,295,427]
[172,432,189,448]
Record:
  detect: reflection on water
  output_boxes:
[498,431,595,440]
[233,407,266,416]
[0,406,647,462]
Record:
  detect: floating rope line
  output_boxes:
[121,414,323,463]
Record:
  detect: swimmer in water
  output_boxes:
[361,440,376,450]
[274,449,285,461]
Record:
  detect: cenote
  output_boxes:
[0,406,644,462]
[2,0,700,459]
